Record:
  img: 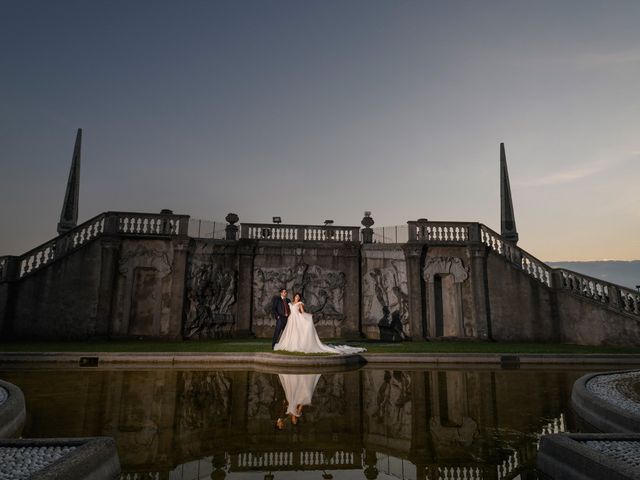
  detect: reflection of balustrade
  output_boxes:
[497,451,519,480]
[240,223,360,242]
[234,449,359,471]
[436,466,482,480]
[537,413,566,447]
[7,211,189,280]
[120,474,160,480]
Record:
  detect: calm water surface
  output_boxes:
[0,366,619,479]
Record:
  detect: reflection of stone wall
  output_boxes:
[0,367,577,476]
[184,244,237,339]
[362,246,409,339]
[363,370,413,451]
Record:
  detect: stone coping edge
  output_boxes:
[0,437,120,480]
[537,433,640,480]
[571,369,640,434]
[0,379,26,439]
[2,352,640,368]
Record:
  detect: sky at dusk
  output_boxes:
[1,0,639,260]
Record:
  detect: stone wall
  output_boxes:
[8,240,104,339]
[2,216,639,344]
[485,250,559,342]
[110,238,188,339]
[2,234,188,340]
[555,291,640,346]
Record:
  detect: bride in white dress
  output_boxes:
[274,293,366,354]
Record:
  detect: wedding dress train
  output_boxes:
[274,302,366,354]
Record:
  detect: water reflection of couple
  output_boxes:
[274,373,320,430]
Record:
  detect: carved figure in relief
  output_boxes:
[364,259,409,338]
[184,261,237,338]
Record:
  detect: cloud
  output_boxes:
[576,49,640,67]
[517,153,635,187]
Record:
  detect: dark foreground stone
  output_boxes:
[0,437,120,480]
[537,433,640,480]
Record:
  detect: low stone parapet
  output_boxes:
[0,437,120,480]
[0,379,26,439]
[572,370,640,433]
[537,433,640,480]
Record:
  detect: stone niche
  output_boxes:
[183,241,238,339]
[422,247,474,338]
[112,239,177,337]
[251,243,359,338]
[361,246,409,340]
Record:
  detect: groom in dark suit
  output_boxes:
[271,287,290,349]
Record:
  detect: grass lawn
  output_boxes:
[0,338,639,355]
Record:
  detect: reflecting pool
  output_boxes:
[0,365,623,479]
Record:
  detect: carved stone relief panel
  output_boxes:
[253,259,346,327]
[423,256,469,283]
[362,256,409,337]
[183,258,237,339]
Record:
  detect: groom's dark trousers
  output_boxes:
[271,295,290,348]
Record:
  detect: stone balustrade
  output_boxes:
[520,251,552,287]
[557,270,611,304]
[115,211,189,236]
[240,223,360,242]
[7,211,189,280]
[408,221,474,243]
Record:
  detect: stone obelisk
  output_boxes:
[500,142,519,244]
[57,129,82,235]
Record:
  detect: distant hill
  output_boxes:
[546,260,640,290]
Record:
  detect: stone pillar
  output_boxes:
[342,244,361,339]
[468,234,491,340]
[0,256,20,338]
[225,213,239,241]
[95,236,121,338]
[403,243,427,340]
[235,240,255,336]
[168,235,191,339]
[361,212,374,244]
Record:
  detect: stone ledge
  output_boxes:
[2,352,640,370]
[537,433,640,480]
[0,379,26,439]
[572,370,640,433]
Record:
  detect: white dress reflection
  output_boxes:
[276,373,320,429]
[274,297,366,354]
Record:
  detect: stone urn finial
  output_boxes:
[225,213,239,240]
[361,211,374,243]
